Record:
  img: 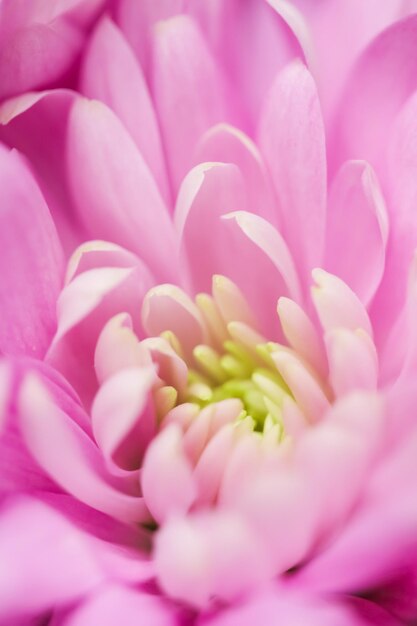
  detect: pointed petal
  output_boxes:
[258,61,326,288]
[80,17,169,203]
[67,98,178,282]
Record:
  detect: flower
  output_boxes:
[1,1,417,624]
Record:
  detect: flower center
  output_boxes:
[144,275,300,441]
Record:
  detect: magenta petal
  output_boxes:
[80,16,170,203]
[67,98,179,282]
[325,161,388,306]
[258,61,326,289]
[0,145,64,358]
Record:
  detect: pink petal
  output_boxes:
[91,367,156,471]
[18,374,148,523]
[67,97,178,282]
[277,297,327,377]
[0,496,103,620]
[142,284,208,359]
[151,15,235,190]
[258,60,326,289]
[64,584,177,626]
[176,163,300,336]
[311,269,373,337]
[193,123,277,227]
[47,255,153,407]
[141,424,196,524]
[331,14,417,175]
[0,89,84,255]
[0,145,64,358]
[325,161,388,306]
[0,11,83,100]
[372,90,417,347]
[325,329,378,396]
[115,0,185,73]
[154,511,271,608]
[95,313,150,385]
[80,16,170,203]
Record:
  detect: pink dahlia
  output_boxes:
[1,1,417,624]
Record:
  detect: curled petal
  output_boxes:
[141,425,196,524]
[91,367,157,470]
[325,329,378,397]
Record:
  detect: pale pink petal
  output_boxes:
[91,367,157,470]
[18,374,148,523]
[258,60,326,288]
[142,284,208,358]
[325,329,378,396]
[64,584,177,626]
[325,161,388,306]
[141,424,196,524]
[189,0,305,125]
[67,97,178,282]
[296,392,384,535]
[272,350,330,423]
[311,269,373,337]
[0,145,64,358]
[331,14,417,175]
[80,16,170,203]
[277,297,327,377]
[372,91,417,347]
[155,511,271,608]
[66,240,142,283]
[48,261,153,407]
[193,123,277,226]
[95,313,150,385]
[141,336,188,393]
[0,13,83,101]
[151,15,235,190]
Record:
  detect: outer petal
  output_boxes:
[0,496,102,620]
[151,15,236,190]
[0,145,64,358]
[64,584,178,626]
[67,98,178,282]
[331,14,417,174]
[325,161,388,306]
[258,61,327,288]
[80,17,169,203]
